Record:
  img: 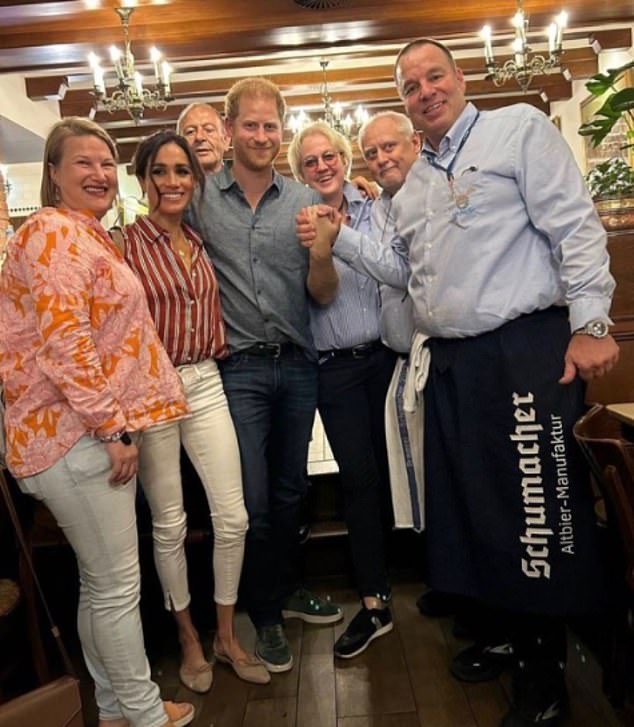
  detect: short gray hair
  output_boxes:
[357,111,415,157]
[176,103,223,134]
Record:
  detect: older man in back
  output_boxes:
[343,110,419,354]
[177,102,227,175]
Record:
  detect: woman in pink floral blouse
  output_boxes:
[0,117,193,727]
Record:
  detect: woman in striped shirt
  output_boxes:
[115,131,269,690]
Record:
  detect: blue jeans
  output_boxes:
[218,350,318,627]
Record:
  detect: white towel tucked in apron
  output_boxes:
[384,332,429,531]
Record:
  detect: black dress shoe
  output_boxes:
[450,640,515,682]
[416,590,459,618]
[501,671,568,726]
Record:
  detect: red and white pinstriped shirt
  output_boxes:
[120,216,227,366]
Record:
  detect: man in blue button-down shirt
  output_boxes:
[187,78,342,676]
[391,38,619,727]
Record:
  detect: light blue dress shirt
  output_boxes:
[392,102,615,338]
[309,181,380,351]
[333,192,413,353]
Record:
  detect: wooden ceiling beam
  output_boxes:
[24,75,69,101]
[589,27,633,52]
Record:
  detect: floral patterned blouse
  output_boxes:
[0,207,189,477]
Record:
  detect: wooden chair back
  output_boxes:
[574,404,634,592]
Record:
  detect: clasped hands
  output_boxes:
[296,204,343,256]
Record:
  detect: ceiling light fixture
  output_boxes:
[293,0,349,8]
[288,59,369,138]
[480,0,567,92]
[88,6,173,122]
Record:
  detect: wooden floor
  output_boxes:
[75,580,624,727]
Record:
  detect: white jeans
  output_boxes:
[19,436,167,727]
[139,358,248,610]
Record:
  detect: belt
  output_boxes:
[240,342,303,359]
[318,340,383,360]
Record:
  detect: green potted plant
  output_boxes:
[578,60,634,230]
[578,59,634,152]
[585,157,634,199]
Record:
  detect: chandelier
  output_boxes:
[288,60,369,138]
[88,7,173,122]
[480,1,567,92]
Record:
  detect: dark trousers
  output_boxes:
[317,345,396,599]
[219,350,318,627]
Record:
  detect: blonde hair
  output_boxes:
[224,77,286,123]
[41,117,118,207]
[287,121,352,183]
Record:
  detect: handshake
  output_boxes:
[295,204,344,257]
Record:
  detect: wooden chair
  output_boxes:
[573,404,634,720]
[0,468,50,698]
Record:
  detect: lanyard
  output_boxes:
[423,111,480,184]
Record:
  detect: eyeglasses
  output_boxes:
[302,150,341,170]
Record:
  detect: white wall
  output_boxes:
[0,74,60,135]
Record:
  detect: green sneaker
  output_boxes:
[282,588,343,624]
[255,624,293,673]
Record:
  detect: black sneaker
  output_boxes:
[450,641,514,682]
[501,675,568,726]
[334,606,393,659]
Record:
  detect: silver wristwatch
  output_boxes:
[574,319,610,339]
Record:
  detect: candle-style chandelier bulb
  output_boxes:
[88,6,173,122]
[287,59,369,139]
[479,0,567,92]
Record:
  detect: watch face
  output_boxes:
[588,320,609,338]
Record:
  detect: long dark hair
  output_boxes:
[132,130,205,209]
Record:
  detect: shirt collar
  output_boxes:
[422,102,478,159]
[378,188,392,206]
[134,215,203,247]
[343,179,371,215]
[215,161,284,195]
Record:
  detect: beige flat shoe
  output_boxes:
[162,700,195,727]
[213,648,271,684]
[179,661,213,693]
